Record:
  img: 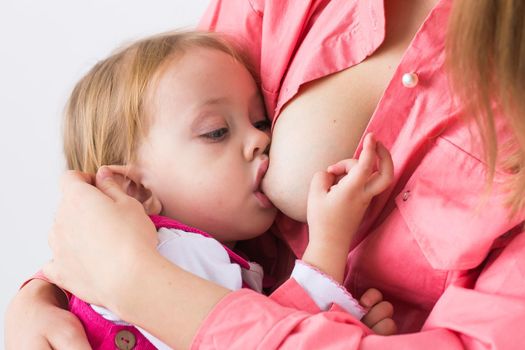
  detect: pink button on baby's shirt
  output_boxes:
[196,0,525,349]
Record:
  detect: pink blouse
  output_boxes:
[195,0,525,348]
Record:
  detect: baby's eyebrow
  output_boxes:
[199,97,230,108]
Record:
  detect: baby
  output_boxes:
[63,31,394,349]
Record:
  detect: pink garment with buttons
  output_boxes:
[69,215,254,349]
[69,296,157,350]
[194,0,525,348]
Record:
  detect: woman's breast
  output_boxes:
[264,45,405,222]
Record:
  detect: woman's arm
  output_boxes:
[4,279,91,350]
[43,170,230,349]
[45,169,525,349]
[184,231,525,349]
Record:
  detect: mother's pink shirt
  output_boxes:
[195,0,525,348]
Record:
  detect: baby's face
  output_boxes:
[135,48,277,244]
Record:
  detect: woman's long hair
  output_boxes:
[447,0,525,214]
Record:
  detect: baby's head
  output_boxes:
[64,31,277,244]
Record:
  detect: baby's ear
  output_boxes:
[103,165,162,215]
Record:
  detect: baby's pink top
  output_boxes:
[195,0,525,348]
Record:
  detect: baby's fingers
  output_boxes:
[356,133,377,177]
[327,159,358,177]
[365,142,394,195]
[309,171,337,199]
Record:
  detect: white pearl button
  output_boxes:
[402,72,419,88]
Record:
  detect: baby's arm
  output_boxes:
[300,133,395,334]
[302,133,393,283]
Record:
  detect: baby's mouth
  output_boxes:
[254,157,274,209]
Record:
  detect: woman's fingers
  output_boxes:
[96,166,130,203]
[371,317,397,336]
[59,170,95,192]
[41,261,69,298]
[359,288,397,335]
[47,167,160,307]
[46,310,92,350]
[359,287,383,308]
[4,279,92,350]
[361,300,394,328]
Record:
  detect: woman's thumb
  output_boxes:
[96,166,126,201]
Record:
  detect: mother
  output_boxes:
[6,0,525,349]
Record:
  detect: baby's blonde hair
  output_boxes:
[64,31,249,173]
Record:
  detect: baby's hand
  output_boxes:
[307,133,394,248]
[360,288,397,336]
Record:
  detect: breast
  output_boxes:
[264,44,405,222]
[263,0,439,221]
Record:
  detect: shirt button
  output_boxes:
[402,72,419,88]
[115,330,136,350]
[402,191,410,201]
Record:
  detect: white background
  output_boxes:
[0,0,209,344]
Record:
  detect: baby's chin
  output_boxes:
[249,210,278,235]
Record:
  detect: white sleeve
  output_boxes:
[290,260,366,319]
[140,228,246,350]
[155,228,243,290]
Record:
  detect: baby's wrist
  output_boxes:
[306,239,350,259]
[308,226,354,250]
[309,219,357,248]
[302,241,350,284]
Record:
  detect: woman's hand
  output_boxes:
[43,168,158,313]
[359,288,397,336]
[4,279,91,350]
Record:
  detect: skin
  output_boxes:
[263,0,440,222]
[5,47,395,349]
[125,48,277,244]
[4,279,90,350]
[303,133,393,284]
[38,137,394,349]
[44,48,394,347]
[5,0,440,347]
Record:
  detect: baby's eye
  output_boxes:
[254,119,271,132]
[202,128,229,140]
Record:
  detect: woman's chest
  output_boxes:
[275,0,440,161]
[343,127,519,332]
